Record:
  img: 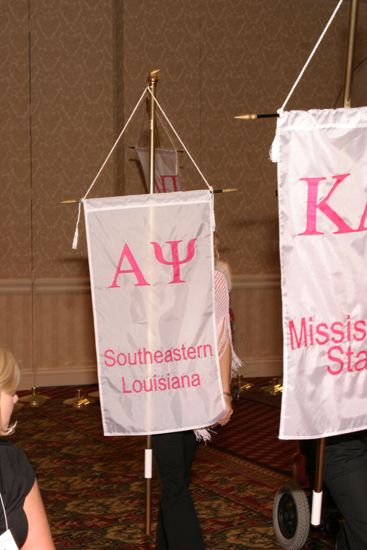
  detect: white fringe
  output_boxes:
[194,427,216,443]
[72,202,82,250]
[232,349,243,373]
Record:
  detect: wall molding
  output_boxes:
[19,365,98,390]
[0,279,32,294]
[0,278,91,295]
[0,274,281,294]
[0,275,283,385]
[240,356,282,378]
[232,274,281,290]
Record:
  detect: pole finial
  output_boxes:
[148,69,160,84]
[234,113,279,120]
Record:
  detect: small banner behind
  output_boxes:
[274,106,367,439]
[84,190,225,436]
[136,147,180,193]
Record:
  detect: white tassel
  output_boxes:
[232,349,243,373]
[72,202,82,250]
[269,134,280,163]
[72,226,79,250]
[194,428,216,443]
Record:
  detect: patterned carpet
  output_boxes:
[12,385,335,549]
[211,397,297,475]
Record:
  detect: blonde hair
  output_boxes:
[0,349,20,436]
[214,233,232,290]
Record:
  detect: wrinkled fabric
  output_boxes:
[84,190,226,435]
[275,106,367,439]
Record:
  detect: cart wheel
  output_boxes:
[273,481,310,549]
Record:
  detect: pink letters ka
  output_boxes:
[297,173,367,236]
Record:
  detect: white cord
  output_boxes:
[0,493,8,531]
[82,86,148,201]
[72,86,149,249]
[280,0,344,112]
[156,110,177,152]
[147,87,213,192]
[73,83,215,249]
[155,110,179,174]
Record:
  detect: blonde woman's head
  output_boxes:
[0,349,20,435]
[0,349,20,394]
[213,233,232,290]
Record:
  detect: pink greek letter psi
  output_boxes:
[150,239,197,284]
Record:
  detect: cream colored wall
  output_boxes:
[1,0,367,387]
[231,275,283,377]
[1,275,282,390]
[0,279,96,389]
[1,1,123,387]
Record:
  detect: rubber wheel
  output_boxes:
[272,481,310,549]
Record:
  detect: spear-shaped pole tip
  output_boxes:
[148,69,160,84]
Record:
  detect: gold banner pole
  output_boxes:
[343,0,359,108]
[312,0,360,527]
[148,70,159,195]
[145,68,159,537]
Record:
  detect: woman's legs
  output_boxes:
[324,434,367,550]
[152,430,205,550]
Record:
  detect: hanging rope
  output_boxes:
[72,84,214,249]
[72,87,148,249]
[155,110,177,150]
[146,87,213,193]
[280,0,344,112]
[154,110,179,174]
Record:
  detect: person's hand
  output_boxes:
[217,393,233,426]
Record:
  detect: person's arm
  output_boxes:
[21,480,55,550]
[217,342,233,426]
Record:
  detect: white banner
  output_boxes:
[84,190,226,435]
[136,147,180,193]
[275,107,367,439]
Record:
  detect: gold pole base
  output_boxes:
[261,377,283,396]
[229,376,254,400]
[19,386,50,407]
[240,382,254,392]
[63,389,95,408]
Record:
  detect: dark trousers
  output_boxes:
[152,430,205,550]
[324,431,367,550]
